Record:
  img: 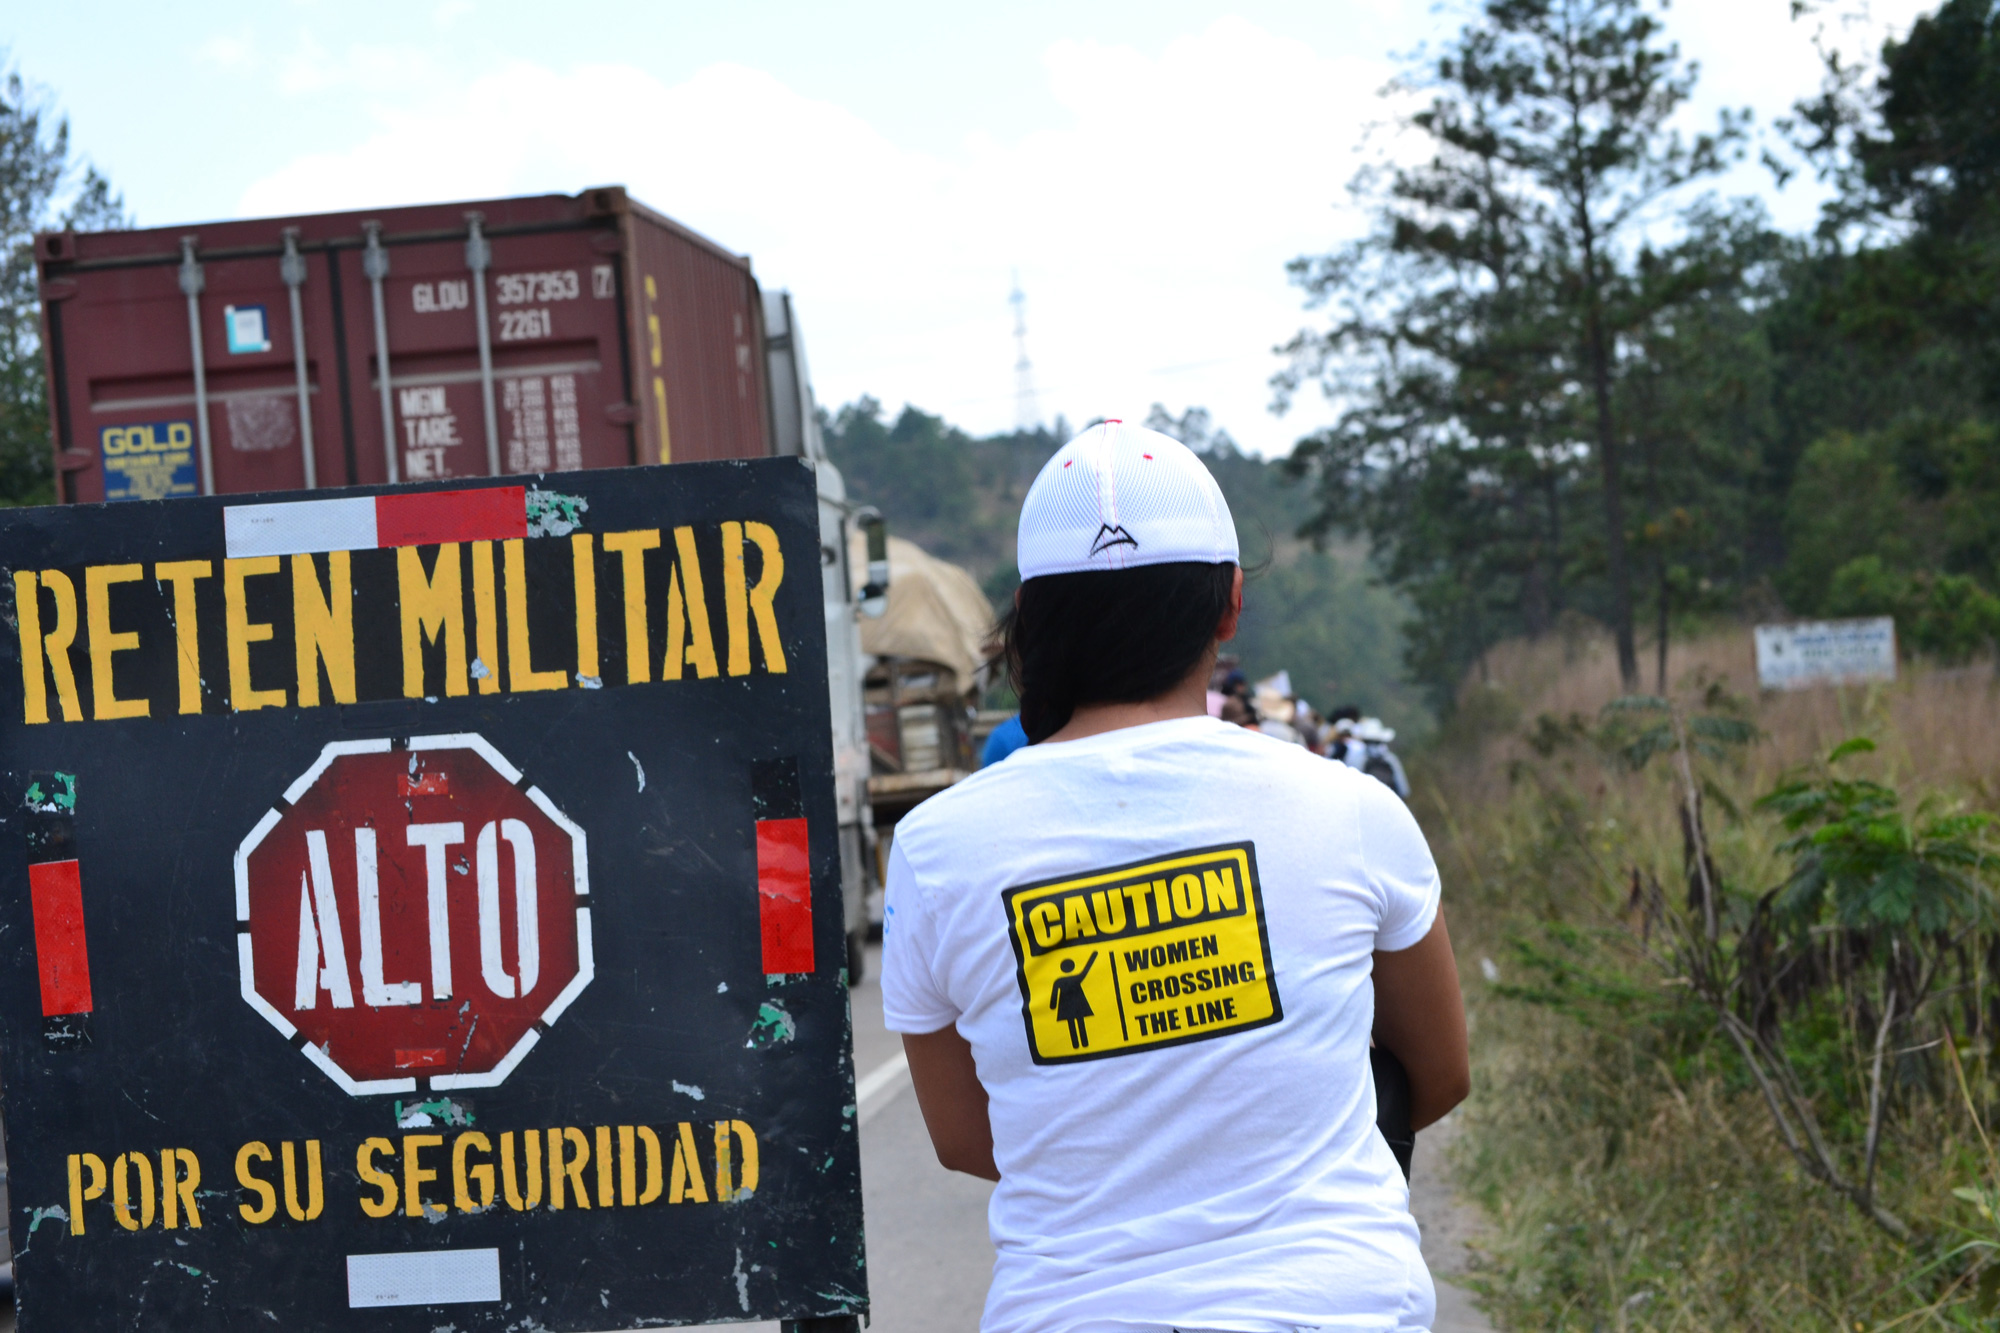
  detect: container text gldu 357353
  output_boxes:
[35,186,771,502]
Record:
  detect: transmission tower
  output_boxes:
[1010,272,1040,433]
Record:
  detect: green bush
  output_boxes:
[1825,555,2000,661]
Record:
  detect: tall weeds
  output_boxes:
[1425,624,2000,1330]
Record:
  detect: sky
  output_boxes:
[6,0,1936,457]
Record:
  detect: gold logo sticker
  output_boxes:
[1002,842,1281,1064]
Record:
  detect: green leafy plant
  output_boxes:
[1614,705,2000,1242]
[1760,737,1996,935]
[1709,739,1990,1240]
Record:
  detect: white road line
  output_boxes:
[855,1050,911,1125]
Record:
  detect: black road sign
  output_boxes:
[0,461,867,1329]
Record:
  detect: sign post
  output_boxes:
[0,462,867,1330]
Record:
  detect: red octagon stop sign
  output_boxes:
[235,734,591,1095]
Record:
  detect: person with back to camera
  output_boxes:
[881,421,1471,1333]
[1326,704,1362,763]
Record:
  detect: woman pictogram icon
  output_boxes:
[1048,952,1099,1049]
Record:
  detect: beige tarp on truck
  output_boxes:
[848,531,996,687]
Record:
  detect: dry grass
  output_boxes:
[1470,622,2000,796]
[1421,620,2000,1331]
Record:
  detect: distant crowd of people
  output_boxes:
[1206,658,1410,799]
[981,657,1409,800]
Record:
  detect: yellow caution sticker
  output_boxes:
[1002,842,1281,1064]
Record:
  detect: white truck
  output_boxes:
[762,289,886,982]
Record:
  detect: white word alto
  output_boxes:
[294,821,539,1010]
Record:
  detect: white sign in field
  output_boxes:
[1754,617,1898,690]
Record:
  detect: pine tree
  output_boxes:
[1281,0,1747,695]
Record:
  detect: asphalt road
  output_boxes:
[731,942,996,1333]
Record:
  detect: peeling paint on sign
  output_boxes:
[525,489,589,537]
[24,771,76,814]
[746,1002,795,1049]
[395,1097,477,1129]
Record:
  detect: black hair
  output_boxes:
[1331,704,1362,723]
[1000,562,1238,744]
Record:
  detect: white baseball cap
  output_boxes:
[1016,420,1239,579]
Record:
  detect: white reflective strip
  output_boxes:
[284,738,391,806]
[234,807,282,921]
[430,1028,539,1091]
[346,1248,501,1308]
[301,1041,414,1097]
[225,496,377,558]
[237,934,297,1040]
[409,733,521,784]
[539,909,592,1026]
[524,785,589,897]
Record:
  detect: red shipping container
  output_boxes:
[35,186,774,502]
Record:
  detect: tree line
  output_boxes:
[820,398,1428,727]
[1277,0,2000,707]
[0,60,125,508]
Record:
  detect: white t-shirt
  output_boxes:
[881,715,1442,1333]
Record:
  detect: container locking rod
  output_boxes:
[281,228,317,490]
[465,213,501,477]
[362,222,398,484]
[177,237,215,495]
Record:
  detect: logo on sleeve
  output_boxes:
[1001,842,1281,1065]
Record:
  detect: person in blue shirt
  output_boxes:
[982,713,1028,766]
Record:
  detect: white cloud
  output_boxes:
[1673,0,1937,232]
[234,3,1919,457]
[194,31,256,69]
[234,18,1385,455]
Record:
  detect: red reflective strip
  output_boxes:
[374,486,526,548]
[755,818,814,974]
[29,860,92,1016]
